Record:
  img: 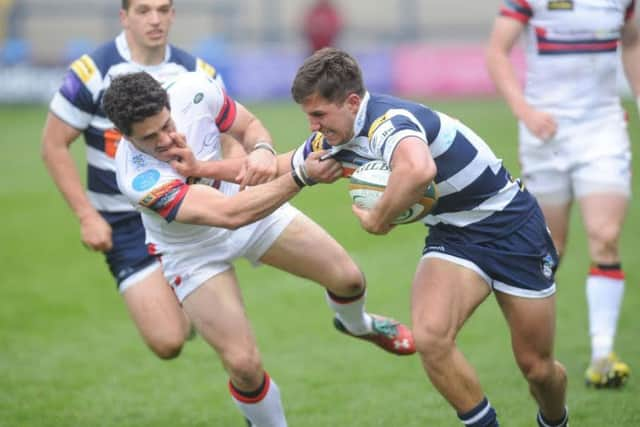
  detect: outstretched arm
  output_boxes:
[174,151,341,228]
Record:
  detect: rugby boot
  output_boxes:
[585,353,630,388]
[333,314,415,355]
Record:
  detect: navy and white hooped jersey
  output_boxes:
[292,92,537,241]
[49,32,223,224]
[499,0,636,121]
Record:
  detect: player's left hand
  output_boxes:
[351,204,395,235]
[238,147,278,190]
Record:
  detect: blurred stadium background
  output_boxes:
[1,1,638,426]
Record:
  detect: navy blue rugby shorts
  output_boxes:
[103,213,158,289]
[423,207,559,298]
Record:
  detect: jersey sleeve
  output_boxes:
[368,110,427,165]
[499,0,533,23]
[117,148,189,223]
[49,54,103,130]
[199,75,237,132]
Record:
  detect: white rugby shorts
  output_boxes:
[161,203,299,302]
[518,114,631,204]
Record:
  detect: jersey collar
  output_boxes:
[352,91,371,138]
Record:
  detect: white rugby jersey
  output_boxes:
[500,0,636,121]
[49,32,223,224]
[116,72,238,253]
[292,92,537,240]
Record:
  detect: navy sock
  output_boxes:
[537,407,568,427]
[457,397,499,427]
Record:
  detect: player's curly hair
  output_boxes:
[103,71,169,136]
[291,47,365,104]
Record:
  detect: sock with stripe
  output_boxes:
[537,406,568,427]
[326,288,372,335]
[586,263,624,360]
[457,397,499,426]
[229,372,287,427]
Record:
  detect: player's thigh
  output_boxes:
[259,212,361,289]
[122,264,188,342]
[495,292,556,364]
[412,256,492,341]
[182,267,258,359]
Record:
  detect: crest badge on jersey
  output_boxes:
[547,0,574,10]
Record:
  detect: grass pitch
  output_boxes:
[0,99,638,426]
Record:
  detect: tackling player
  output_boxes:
[103,70,415,426]
[486,0,638,388]
[41,0,231,360]
[290,47,569,427]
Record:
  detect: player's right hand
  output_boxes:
[522,107,557,142]
[304,150,343,183]
[80,212,113,252]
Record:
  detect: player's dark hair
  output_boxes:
[122,0,173,11]
[103,71,169,136]
[291,47,365,104]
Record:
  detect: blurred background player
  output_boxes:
[303,0,343,54]
[290,47,568,427]
[40,0,225,359]
[486,0,639,388]
[104,71,415,426]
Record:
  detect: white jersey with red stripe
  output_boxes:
[115,72,239,254]
[500,0,636,121]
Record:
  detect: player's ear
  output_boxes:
[345,93,361,113]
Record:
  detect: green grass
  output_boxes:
[0,99,638,426]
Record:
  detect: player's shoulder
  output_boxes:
[165,71,223,108]
[69,39,123,79]
[168,44,218,79]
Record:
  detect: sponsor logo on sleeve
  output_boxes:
[132,169,161,192]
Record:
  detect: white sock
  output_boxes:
[229,373,287,427]
[325,289,373,335]
[586,266,625,361]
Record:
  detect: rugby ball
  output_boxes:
[348,160,438,224]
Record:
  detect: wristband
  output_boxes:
[291,168,306,188]
[253,142,277,156]
[296,163,316,186]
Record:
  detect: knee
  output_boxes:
[413,322,454,363]
[222,347,264,387]
[327,261,366,296]
[516,354,558,385]
[147,335,184,360]
[586,222,621,257]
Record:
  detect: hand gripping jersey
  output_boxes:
[291,92,537,242]
[499,0,636,121]
[115,72,238,254]
[49,32,223,224]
